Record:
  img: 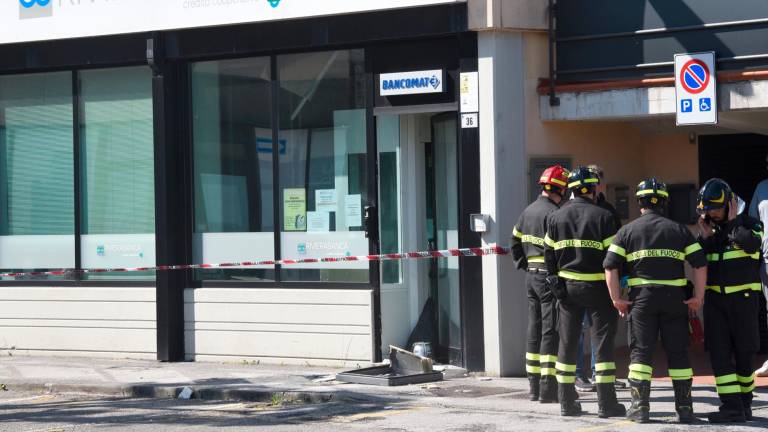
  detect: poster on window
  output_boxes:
[345,194,362,227]
[315,189,338,212]
[283,188,307,231]
[307,211,331,232]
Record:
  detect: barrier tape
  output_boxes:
[0,245,511,278]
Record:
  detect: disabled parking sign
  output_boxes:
[675,52,717,125]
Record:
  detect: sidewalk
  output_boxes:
[1,354,768,430]
[0,354,766,411]
[0,355,488,403]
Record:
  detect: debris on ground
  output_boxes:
[177,387,193,399]
[311,375,337,383]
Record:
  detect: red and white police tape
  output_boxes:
[0,245,511,278]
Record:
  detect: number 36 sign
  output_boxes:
[461,113,478,129]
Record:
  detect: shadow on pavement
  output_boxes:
[0,391,413,428]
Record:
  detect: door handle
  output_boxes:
[364,205,378,240]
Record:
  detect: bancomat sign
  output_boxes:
[379,70,445,96]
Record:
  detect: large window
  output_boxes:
[80,67,155,280]
[0,72,74,280]
[0,67,154,282]
[192,57,275,281]
[190,50,369,283]
[278,50,368,282]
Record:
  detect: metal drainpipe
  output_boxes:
[548,0,560,106]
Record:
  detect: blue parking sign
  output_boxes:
[699,98,712,112]
[681,99,693,113]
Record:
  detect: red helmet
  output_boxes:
[539,165,569,194]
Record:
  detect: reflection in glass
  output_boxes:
[377,115,402,284]
[432,115,462,364]
[0,72,74,281]
[191,57,275,281]
[277,50,369,282]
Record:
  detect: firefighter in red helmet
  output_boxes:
[511,165,569,403]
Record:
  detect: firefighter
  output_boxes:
[543,166,625,417]
[512,165,570,403]
[603,178,707,423]
[697,178,763,423]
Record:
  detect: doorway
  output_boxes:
[377,111,462,366]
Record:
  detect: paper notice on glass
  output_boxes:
[306,211,331,232]
[283,188,306,231]
[345,194,362,227]
[315,189,338,212]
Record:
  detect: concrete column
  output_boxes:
[478,31,529,376]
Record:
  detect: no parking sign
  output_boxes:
[675,52,717,125]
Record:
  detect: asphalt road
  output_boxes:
[1,388,767,432]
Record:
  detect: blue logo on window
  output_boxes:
[96,245,105,257]
[297,243,307,255]
[20,0,50,8]
[268,0,281,8]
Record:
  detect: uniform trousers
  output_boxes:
[705,290,760,410]
[526,272,559,381]
[627,286,692,383]
[556,281,618,387]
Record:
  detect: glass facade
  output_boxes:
[80,67,155,280]
[191,57,275,281]
[278,50,368,282]
[0,72,75,280]
[1,51,374,286]
[0,67,154,282]
[190,49,370,283]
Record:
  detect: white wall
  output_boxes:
[184,288,374,367]
[479,31,530,377]
[0,287,156,358]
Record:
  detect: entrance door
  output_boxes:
[376,112,462,366]
[428,113,461,365]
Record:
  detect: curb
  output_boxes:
[3,382,338,404]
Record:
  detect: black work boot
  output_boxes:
[558,383,582,416]
[742,393,753,421]
[708,395,746,423]
[596,383,627,418]
[672,379,694,423]
[626,379,650,423]
[539,375,558,403]
[528,374,540,401]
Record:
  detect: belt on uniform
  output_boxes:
[706,283,761,294]
[527,268,548,275]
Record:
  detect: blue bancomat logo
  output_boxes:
[268,0,281,8]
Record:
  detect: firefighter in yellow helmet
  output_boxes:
[604,178,707,423]
[697,178,763,423]
[543,166,625,417]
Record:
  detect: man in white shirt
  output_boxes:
[748,153,768,377]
